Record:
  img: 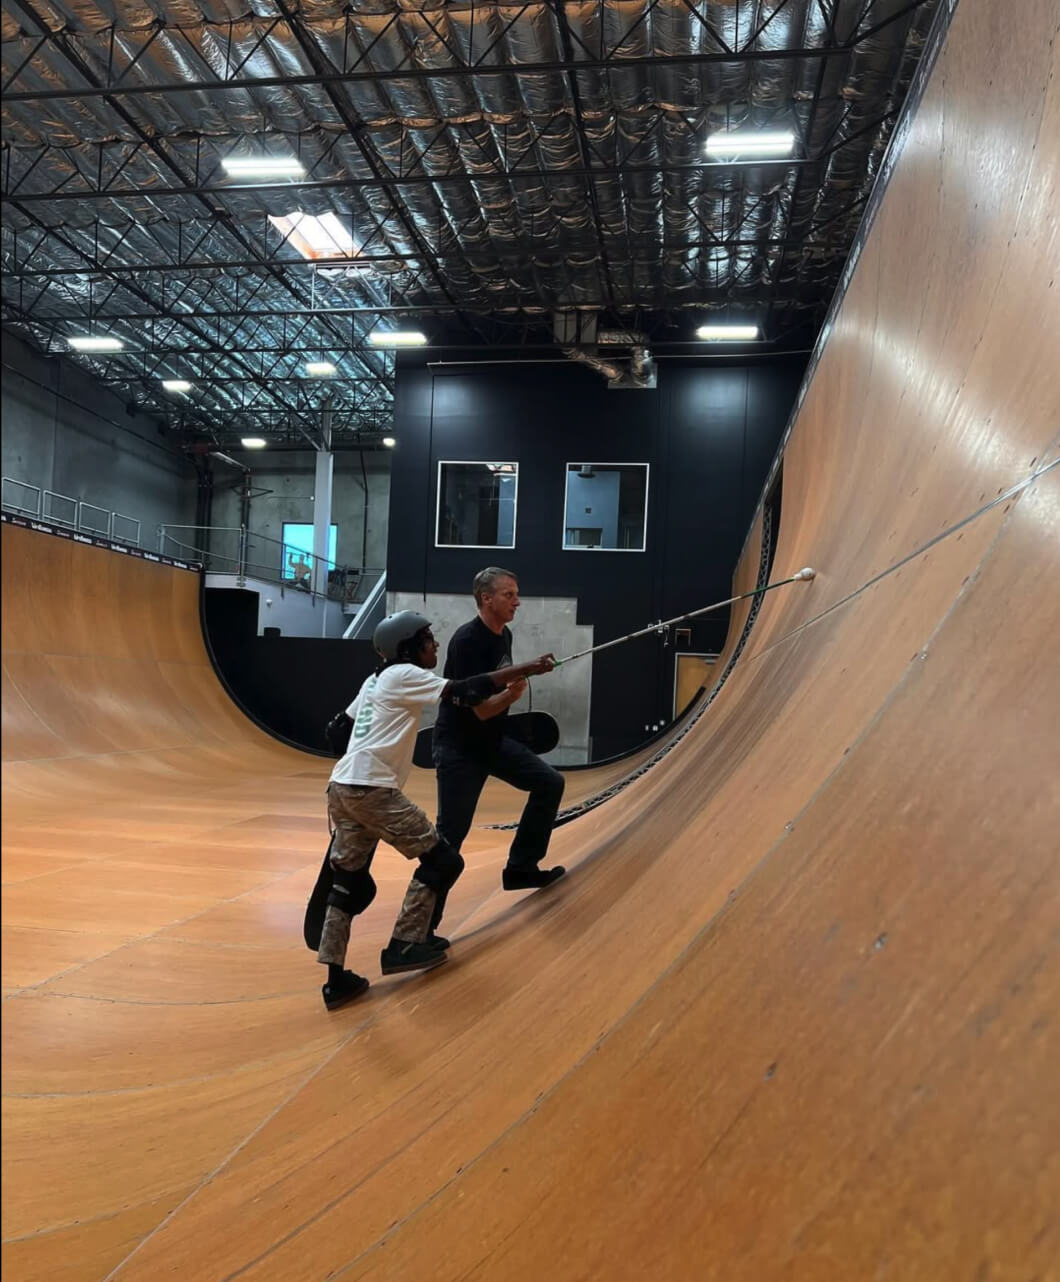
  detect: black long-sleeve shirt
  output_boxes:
[433,616,512,756]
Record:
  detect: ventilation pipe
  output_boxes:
[553,313,656,389]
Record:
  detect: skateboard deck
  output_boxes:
[412,710,560,769]
[303,838,334,951]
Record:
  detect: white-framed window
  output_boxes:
[562,462,649,552]
[436,461,518,549]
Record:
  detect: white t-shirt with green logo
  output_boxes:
[329,664,448,789]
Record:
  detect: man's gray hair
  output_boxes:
[473,566,518,606]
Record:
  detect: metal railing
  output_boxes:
[111,512,142,545]
[2,475,142,546]
[343,569,388,639]
[158,522,381,606]
[2,476,42,518]
[77,500,111,537]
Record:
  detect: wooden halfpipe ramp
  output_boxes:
[2,1,1058,1278]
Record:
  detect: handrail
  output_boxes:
[343,570,387,639]
[160,521,382,606]
[2,475,145,546]
[1,476,41,519]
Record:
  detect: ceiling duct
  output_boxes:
[554,313,655,390]
[598,330,649,346]
[0,0,940,437]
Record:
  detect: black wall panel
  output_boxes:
[203,588,377,753]
[389,355,806,758]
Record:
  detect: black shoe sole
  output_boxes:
[502,866,567,892]
[380,951,448,976]
[323,976,370,1010]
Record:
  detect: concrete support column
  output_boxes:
[312,448,334,599]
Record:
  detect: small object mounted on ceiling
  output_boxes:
[554,312,656,389]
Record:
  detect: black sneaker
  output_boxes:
[502,864,567,891]
[380,939,448,975]
[427,932,451,951]
[321,970,370,1011]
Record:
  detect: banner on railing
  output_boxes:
[2,512,202,572]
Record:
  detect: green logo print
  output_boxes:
[353,677,376,740]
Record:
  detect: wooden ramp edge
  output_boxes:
[2,1,1059,1279]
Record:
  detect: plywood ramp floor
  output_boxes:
[3,2,1060,1278]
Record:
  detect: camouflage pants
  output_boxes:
[317,782,440,966]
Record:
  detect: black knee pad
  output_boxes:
[413,839,465,893]
[327,867,377,916]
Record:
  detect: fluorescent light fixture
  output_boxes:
[696,324,760,341]
[368,330,428,348]
[161,379,193,393]
[240,437,267,449]
[268,211,357,261]
[304,360,337,376]
[382,437,396,448]
[221,156,305,179]
[705,130,795,158]
[68,335,123,353]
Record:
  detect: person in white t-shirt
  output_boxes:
[317,609,557,1010]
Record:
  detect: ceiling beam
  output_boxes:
[2,237,844,278]
[1,156,816,205]
[1,43,880,105]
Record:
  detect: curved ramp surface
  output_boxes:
[3,3,1060,1280]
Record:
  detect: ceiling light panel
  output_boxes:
[305,361,337,376]
[221,156,305,178]
[705,130,795,157]
[68,335,123,352]
[696,325,760,340]
[368,331,428,347]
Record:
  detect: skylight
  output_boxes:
[268,211,357,261]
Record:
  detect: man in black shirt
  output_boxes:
[433,567,566,893]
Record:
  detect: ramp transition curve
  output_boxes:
[2,1,1058,1277]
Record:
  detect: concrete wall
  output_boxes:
[210,448,391,574]
[1,332,196,540]
[389,589,593,764]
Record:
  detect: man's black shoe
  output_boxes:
[502,864,566,892]
[380,938,449,975]
[322,970,370,1011]
[427,932,451,950]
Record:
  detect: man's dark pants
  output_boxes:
[433,736,565,917]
